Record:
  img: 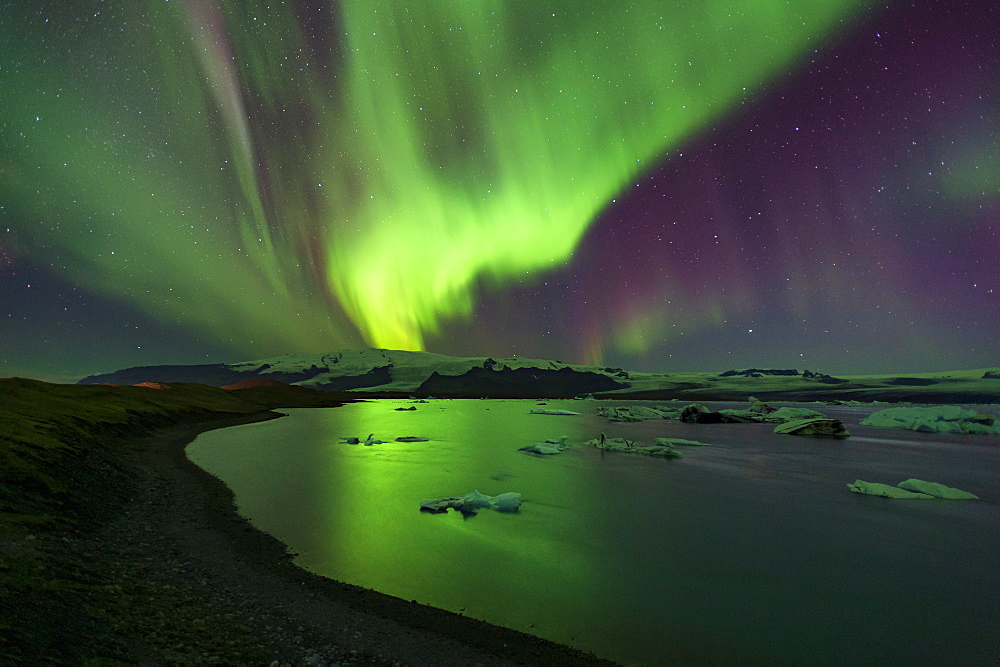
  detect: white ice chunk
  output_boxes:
[860,406,999,434]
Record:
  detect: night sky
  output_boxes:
[2,1,996,382]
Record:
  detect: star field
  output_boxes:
[1,0,996,381]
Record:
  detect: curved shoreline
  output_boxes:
[23,412,616,664]
[167,414,617,664]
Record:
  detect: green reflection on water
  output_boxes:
[188,399,1000,665]
[189,399,617,648]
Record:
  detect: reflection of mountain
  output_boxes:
[76,348,1000,403]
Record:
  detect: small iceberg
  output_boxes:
[897,479,979,499]
[598,405,680,422]
[774,418,850,438]
[519,436,571,455]
[344,435,428,444]
[758,407,830,424]
[585,437,683,458]
[420,490,523,516]
[653,437,711,447]
[529,408,580,415]
[860,406,999,434]
[847,478,978,499]
[684,400,830,425]
[847,480,934,498]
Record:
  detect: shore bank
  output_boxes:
[0,381,614,664]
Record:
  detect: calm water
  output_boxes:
[187,399,1000,665]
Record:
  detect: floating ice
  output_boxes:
[420,490,523,516]
[774,418,850,438]
[758,407,830,423]
[652,437,711,447]
[519,436,571,455]
[847,480,933,499]
[585,437,683,458]
[598,405,679,422]
[847,478,978,499]
[860,406,999,434]
[897,479,979,499]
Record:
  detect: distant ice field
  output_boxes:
[188,399,1000,665]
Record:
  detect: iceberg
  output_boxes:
[652,437,711,447]
[773,418,850,438]
[847,480,934,499]
[597,405,680,422]
[585,437,683,458]
[519,436,572,455]
[680,401,829,425]
[860,406,999,434]
[846,479,979,499]
[420,490,523,516]
[758,407,829,424]
[896,479,979,499]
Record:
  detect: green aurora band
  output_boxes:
[4,0,870,356]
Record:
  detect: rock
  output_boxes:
[529,408,580,415]
[394,436,429,442]
[896,479,979,499]
[847,480,934,498]
[860,406,999,434]
[419,490,523,516]
[774,418,850,438]
[394,406,417,411]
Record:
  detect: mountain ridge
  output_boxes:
[76,349,1000,403]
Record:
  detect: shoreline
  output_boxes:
[3,408,616,664]
[166,414,618,664]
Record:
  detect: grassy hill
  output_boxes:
[0,378,350,527]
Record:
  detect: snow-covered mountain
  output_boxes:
[76,349,1000,402]
[78,348,636,395]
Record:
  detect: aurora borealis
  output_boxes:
[2,1,997,381]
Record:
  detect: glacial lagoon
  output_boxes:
[187,399,1000,665]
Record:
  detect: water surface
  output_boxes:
[188,399,1000,665]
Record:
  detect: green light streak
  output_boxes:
[321,1,871,350]
[2,1,869,356]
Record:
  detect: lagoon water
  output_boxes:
[187,399,1000,665]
